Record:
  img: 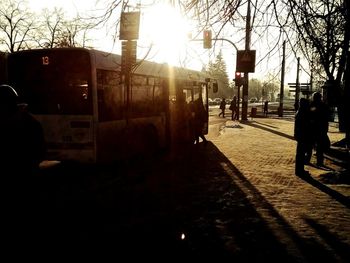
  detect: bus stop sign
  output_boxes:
[236,50,256,73]
[120,12,140,40]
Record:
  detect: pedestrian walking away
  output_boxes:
[264,100,269,117]
[192,98,208,145]
[219,98,226,118]
[229,96,238,120]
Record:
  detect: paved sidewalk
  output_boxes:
[16,110,349,261]
[206,114,350,261]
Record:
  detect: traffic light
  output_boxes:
[234,72,242,87]
[203,30,212,49]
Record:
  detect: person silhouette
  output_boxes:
[309,92,329,166]
[264,100,269,116]
[219,98,226,118]
[1,84,47,246]
[0,84,46,177]
[230,96,238,120]
[192,98,208,145]
[294,98,312,176]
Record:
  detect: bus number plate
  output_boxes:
[42,56,49,65]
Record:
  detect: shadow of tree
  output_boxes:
[303,217,350,263]
[19,142,350,261]
[243,120,294,140]
[296,173,350,208]
[243,120,349,197]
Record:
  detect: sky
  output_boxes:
[26,0,308,86]
[28,0,83,16]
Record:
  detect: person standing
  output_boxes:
[218,98,226,118]
[0,84,46,177]
[263,100,269,117]
[229,96,238,120]
[0,84,46,244]
[294,98,313,176]
[309,91,329,166]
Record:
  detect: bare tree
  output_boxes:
[55,18,91,48]
[280,0,348,95]
[34,7,66,48]
[33,7,96,49]
[274,0,349,138]
[178,0,349,136]
[0,0,37,52]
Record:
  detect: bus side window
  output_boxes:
[131,75,155,117]
[97,69,123,121]
[67,79,91,114]
[153,84,166,113]
[97,88,107,121]
[82,85,88,100]
[193,86,201,101]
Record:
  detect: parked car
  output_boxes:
[249,97,258,103]
[208,98,215,106]
[213,98,222,105]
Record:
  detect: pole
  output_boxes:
[125,41,132,124]
[237,86,240,120]
[125,65,130,124]
[279,40,285,117]
[295,57,300,111]
[309,55,313,99]
[242,0,251,121]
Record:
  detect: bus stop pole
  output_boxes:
[242,0,251,121]
[279,40,285,117]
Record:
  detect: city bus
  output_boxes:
[6,48,217,163]
[0,52,7,84]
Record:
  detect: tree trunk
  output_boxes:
[344,50,350,147]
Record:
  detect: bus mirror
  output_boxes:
[212,82,218,93]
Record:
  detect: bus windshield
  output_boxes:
[8,49,93,115]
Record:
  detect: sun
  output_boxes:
[141,3,190,65]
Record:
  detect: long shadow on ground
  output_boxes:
[9,142,350,261]
[244,120,349,206]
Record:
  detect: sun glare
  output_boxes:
[142,4,190,65]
